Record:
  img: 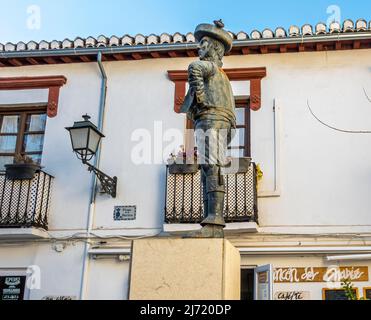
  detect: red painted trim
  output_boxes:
[0,76,67,118]
[174,81,186,113]
[250,79,262,111]
[168,67,267,111]
[0,76,67,90]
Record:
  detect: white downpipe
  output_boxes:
[79,52,107,300]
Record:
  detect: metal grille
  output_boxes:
[0,171,53,230]
[165,162,258,224]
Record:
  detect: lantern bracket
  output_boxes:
[83,161,117,198]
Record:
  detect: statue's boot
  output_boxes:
[201,191,226,227]
[183,191,226,238]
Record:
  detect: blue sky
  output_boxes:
[0,0,370,43]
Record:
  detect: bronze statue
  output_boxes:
[181,21,236,238]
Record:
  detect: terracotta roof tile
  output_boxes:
[27,41,38,50]
[134,34,146,45]
[236,31,248,40]
[185,32,195,43]
[173,32,185,43]
[356,19,368,31]
[39,40,50,50]
[16,42,26,51]
[0,19,370,54]
[343,19,355,32]
[250,30,261,39]
[275,27,287,38]
[50,40,61,49]
[122,35,134,45]
[301,24,313,36]
[262,28,274,38]
[61,39,73,49]
[315,22,327,35]
[109,36,120,47]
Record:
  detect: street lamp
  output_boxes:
[66,115,117,198]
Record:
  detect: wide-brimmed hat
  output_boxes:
[194,22,233,53]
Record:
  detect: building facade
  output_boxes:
[0,19,371,300]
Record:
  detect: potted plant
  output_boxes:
[5,154,41,180]
[167,145,199,174]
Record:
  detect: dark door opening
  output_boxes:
[241,268,254,300]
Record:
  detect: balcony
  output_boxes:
[0,171,53,233]
[164,160,258,231]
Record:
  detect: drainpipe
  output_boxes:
[79,52,108,300]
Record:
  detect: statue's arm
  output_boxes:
[188,61,215,106]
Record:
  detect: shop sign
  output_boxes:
[0,276,26,301]
[274,266,368,283]
[274,291,310,300]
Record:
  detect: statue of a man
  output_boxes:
[181,21,236,238]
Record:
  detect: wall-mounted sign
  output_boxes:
[42,296,77,300]
[274,291,310,300]
[363,288,371,300]
[114,206,136,221]
[322,288,359,300]
[274,266,368,283]
[0,276,26,301]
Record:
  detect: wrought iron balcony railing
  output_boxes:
[165,161,258,224]
[0,171,53,230]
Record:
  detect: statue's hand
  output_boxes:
[196,92,206,107]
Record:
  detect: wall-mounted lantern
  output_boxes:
[66,115,117,198]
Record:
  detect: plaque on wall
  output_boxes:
[114,206,136,221]
[322,288,359,300]
[0,276,26,301]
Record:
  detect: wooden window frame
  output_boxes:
[0,103,47,165]
[168,67,267,113]
[232,96,251,157]
[0,76,67,118]
[168,67,266,158]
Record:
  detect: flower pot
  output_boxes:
[168,163,199,174]
[5,163,41,180]
[222,157,252,174]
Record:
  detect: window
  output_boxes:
[0,104,47,170]
[185,96,251,159]
[228,96,251,158]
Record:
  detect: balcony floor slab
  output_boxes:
[163,222,259,235]
[0,228,49,239]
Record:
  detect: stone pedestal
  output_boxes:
[129,238,241,300]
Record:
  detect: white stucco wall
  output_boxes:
[0,49,370,232]
[0,242,84,300]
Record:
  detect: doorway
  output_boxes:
[241,268,254,300]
